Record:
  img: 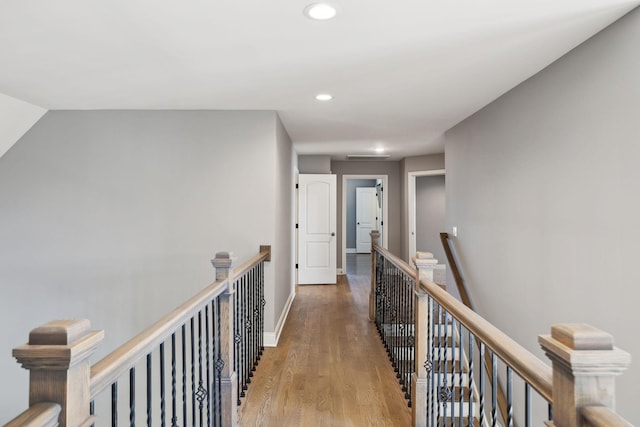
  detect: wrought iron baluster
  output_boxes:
[147,353,152,427]
[479,342,485,426]
[129,367,135,427]
[160,342,166,427]
[171,333,179,427]
[457,321,463,427]
[191,317,196,427]
[181,324,187,427]
[436,303,443,425]
[506,366,513,427]
[491,352,498,427]
[197,311,204,427]
[468,334,474,427]
[548,403,553,424]
[260,261,265,355]
[112,382,118,427]
[216,297,224,427]
[205,306,211,427]
[525,383,531,427]
[450,317,456,427]
[442,309,449,425]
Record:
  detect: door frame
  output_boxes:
[407,169,445,262]
[355,186,378,254]
[341,174,388,274]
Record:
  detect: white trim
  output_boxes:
[407,169,445,262]
[346,248,356,254]
[336,268,345,275]
[341,174,389,275]
[263,290,295,347]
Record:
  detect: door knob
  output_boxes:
[331,232,335,236]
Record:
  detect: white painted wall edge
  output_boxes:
[337,268,345,275]
[0,93,47,159]
[263,290,295,347]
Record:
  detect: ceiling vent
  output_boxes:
[346,154,391,160]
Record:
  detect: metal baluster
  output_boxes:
[408,274,414,405]
[160,342,166,427]
[171,333,178,427]
[191,317,196,427]
[241,274,248,396]
[458,322,463,427]
[436,303,442,426]
[468,334,474,427]
[506,366,513,427]
[450,317,456,427]
[548,403,553,425]
[112,382,118,427]
[147,353,152,427]
[443,310,449,425]
[90,400,94,427]
[129,368,135,427]
[181,324,188,427]
[205,306,211,427]
[197,311,204,427]
[212,297,222,425]
[491,352,498,427]
[246,270,252,386]
[260,261,265,355]
[524,383,531,427]
[426,295,432,427]
[479,342,485,426]
[216,298,224,427]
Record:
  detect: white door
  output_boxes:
[298,174,337,284]
[356,187,378,253]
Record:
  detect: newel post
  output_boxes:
[539,323,631,427]
[369,230,381,322]
[11,319,104,427]
[411,254,439,427]
[211,251,238,427]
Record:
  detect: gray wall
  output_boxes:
[400,153,445,260]
[0,110,293,421]
[331,160,401,269]
[445,7,640,423]
[415,175,446,264]
[345,179,377,249]
[298,154,331,174]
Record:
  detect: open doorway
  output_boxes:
[342,174,388,274]
[408,169,446,262]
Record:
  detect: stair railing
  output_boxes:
[5,246,270,427]
[370,233,632,427]
[440,231,511,424]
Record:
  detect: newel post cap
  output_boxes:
[370,230,380,245]
[211,251,234,280]
[539,323,630,375]
[13,319,104,370]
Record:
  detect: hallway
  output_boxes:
[238,255,412,426]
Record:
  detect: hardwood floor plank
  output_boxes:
[239,270,412,426]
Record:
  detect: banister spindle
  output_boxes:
[539,323,631,427]
[211,250,238,427]
[11,319,104,427]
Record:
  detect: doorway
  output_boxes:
[342,174,388,274]
[407,169,445,262]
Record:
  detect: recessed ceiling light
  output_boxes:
[375,147,385,153]
[304,3,337,21]
[315,94,333,101]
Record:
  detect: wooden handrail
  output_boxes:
[419,278,553,402]
[90,279,228,398]
[581,406,633,427]
[4,403,61,427]
[439,232,473,309]
[373,243,417,278]
[232,246,271,280]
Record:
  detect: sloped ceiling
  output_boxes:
[0,0,638,159]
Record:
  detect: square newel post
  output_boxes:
[211,251,238,427]
[369,230,381,322]
[539,323,631,427]
[411,255,438,427]
[12,319,104,427]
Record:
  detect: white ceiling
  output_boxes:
[1,0,638,160]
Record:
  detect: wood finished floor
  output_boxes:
[238,259,411,426]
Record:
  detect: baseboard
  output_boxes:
[264,290,295,347]
[336,268,345,275]
[346,248,356,254]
